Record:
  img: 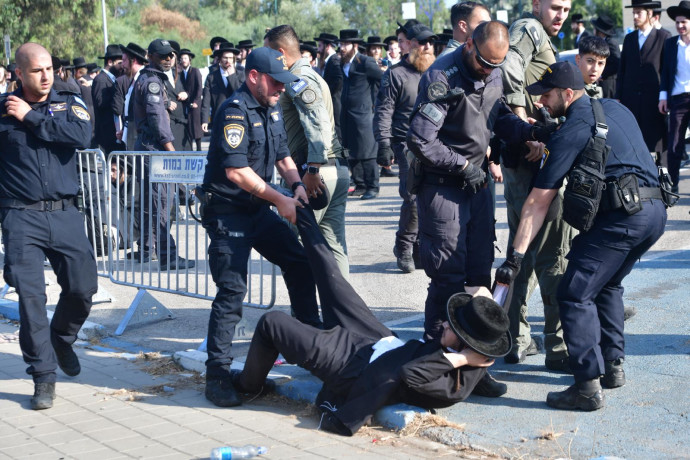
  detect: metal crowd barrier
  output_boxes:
[106,151,277,336]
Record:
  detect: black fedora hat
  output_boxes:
[668,0,690,19]
[209,36,228,49]
[592,14,617,36]
[51,56,63,70]
[625,0,661,8]
[314,32,338,44]
[60,58,73,70]
[99,44,123,60]
[366,36,386,48]
[168,40,181,55]
[120,42,148,63]
[446,293,511,358]
[72,57,88,69]
[571,13,586,23]
[86,63,99,73]
[339,29,365,44]
[383,35,398,45]
[179,48,195,59]
[238,39,255,49]
[213,42,240,57]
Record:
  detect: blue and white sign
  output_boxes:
[150,155,207,183]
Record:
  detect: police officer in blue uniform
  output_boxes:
[406,22,554,397]
[201,47,321,407]
[496,62,667,411]
[0,43,98,410]
[131,39,194,270]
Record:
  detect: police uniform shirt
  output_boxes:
[407,46,532,173]
[132,66,174,148]
[534,96,659,191]
[280,57,343,166]
[374,58,423,146]
[203,83,289,204]
[0,88,92,201]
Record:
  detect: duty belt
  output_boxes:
[0,197,76,211]
[423,172,467,188]
[599,185,663,212]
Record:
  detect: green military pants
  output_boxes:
[313,163,350,279]
[503,164,574,360]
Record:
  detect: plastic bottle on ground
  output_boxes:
[209,445,268,459]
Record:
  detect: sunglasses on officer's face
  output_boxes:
[474,44,506,69]
[417,39,435,46]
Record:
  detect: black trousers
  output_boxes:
[667,93,690,187]
[348,158,379,192]
[393,143,418,254]
[240,206,392,391]
[1,206,98,383]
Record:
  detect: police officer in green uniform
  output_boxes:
[264,25,350,278]
[500,0,574,369]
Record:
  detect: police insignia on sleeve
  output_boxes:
[427,81,449,101]
[50,102,67,112]
[148,82,161,94]
[291,79,307,95]
[421,103,443,124]
[300,89,316,104]
[71,105,91,121]
[271,111,280,121]
[224,124,244,148]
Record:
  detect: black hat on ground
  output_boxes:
[592,14,617,36]
[625,0,661,8]
[179,48,195,59]
[148,39,175,56]
[314,32,338,44]
[209,36,228,49]
[72,57,88,69]
[526,61,585,95]
[120,42,148,63]
[446,293,511,358]
[213,42,240,57]
[571,13,586,23]
[339,29,365,44]
[407,24,438,42]
[238,39,255,49]
[366,36,387,48]
[99,44,123,60]
[668,0,690,19]
[245,47,299,84]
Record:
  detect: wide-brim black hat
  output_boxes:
[625,0,661,8]
[668,0,690,19]
[72,57,88,69]
[209,36,228,49]
[592,14,616,36]
[366,36,387,48]
[86,63,99,73]
[99,44,123,60]
[339,29,364,44]
[446,293,511,358]
[169,40,181,55]
[213,42,240,57]
[179,48,195,59]
[314,32,338,44]
[238,39,255,49]
[120,42,148,63]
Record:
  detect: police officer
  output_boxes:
[264,25,350,278]
[131,39,194,270]
[0,43,98,410]
[496,62,667,411]
[374,24,438,274]
[406,22,554,397]
[201,47,322,407]
[500,0,574,369]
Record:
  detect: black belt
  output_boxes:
[0,197,75,211]
[599,186,663,212]
[671,92,690,99]
[423,172,467,188]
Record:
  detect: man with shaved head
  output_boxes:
[407,21,555,397]
[0,43,97,410]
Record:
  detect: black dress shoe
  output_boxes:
[31,382,56,410]
[318,406,352,436]
[360,190,378,200]
[160,257,195,270]
[624,306,637,321]
[205,378,241,407]
[348,188,365,197]
[504,338,538,364]
[230,369,276,396]
[53,343,80,376]
[471,372,507,397]
[546,379,604,411]
[393,246,415,273]
[601,358,625,388]
[545,356,572,374]
[126,251,150,263]
[380,167,397,177]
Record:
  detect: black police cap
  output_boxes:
[526,61,585,95]
[148,39,174,56]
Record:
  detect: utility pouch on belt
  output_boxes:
[615,173,642,215]
[658,166,679,207]
[406,147,424,195]
[562,98,610,232]
[193,186,211,219]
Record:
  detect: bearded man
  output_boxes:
[374,24,437,273]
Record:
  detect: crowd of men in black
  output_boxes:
[0,0,679,437]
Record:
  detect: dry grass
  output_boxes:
[399,413,467,438]
[140,4,206,41]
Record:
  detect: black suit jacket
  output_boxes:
[323,53,343,140]
[616,27,671,151]
[340,53,383,159]
[181,66,203,140]
[660,36,682,98]
[201,68,240,125]
[92,71,119,153]
[574,29,591,48]
[600,36,621,98]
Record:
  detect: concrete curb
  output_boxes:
[0,300,106,340]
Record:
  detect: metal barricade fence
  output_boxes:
[106,151,277,336]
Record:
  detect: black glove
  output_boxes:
[495,249,524,285]
[377,144,393,166]
[459,162,486,194]
[529,116,563,143]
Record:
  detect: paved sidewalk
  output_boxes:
[0,321,464,460]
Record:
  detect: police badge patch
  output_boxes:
[71,105,91,121]
[148,82,161,94]
[300,89,316,104]
[224,124,244,148]
[427,81,449,101]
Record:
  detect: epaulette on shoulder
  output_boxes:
[56,89,80,97]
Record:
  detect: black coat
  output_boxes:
[323,54,343,141]
[660,35,682,98]
[163,72,189,150]
[201,68,240,126]
[616,27,671,151]
[112,74,137,150]
[574,29,592,48]
[340,53,383,159]
[92,71,119,153]
[181,66,203,140]
[600,36,621,98]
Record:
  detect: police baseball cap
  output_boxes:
[148,39,175,56]
[407,24,438,42]
[245,47,298,84]
[526,61,585,95]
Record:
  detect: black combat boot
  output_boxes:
[31,382,56,410]
[205,377,241,407]
[546,378,604,411]
[601,358,625,388]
